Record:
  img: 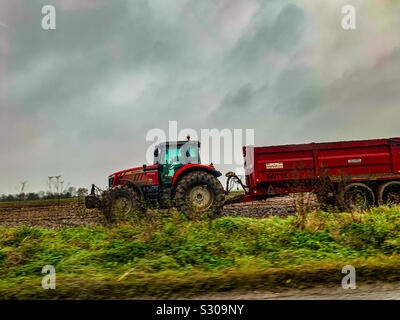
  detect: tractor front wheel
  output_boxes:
[101,185,145,222]
[174,171,225,219]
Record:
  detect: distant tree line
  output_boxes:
[0,187,88,202]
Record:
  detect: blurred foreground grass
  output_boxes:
[2,206,400,299]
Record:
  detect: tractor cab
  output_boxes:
[153,139,200,186]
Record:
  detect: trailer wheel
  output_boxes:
[378,181,400,206]
[340,183,375,212]
[174,171,225,220]
[101,185,145,222]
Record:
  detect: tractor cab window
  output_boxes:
[165,146,197,165]
[165,147,180,164]
[154,141,200,185]
[154,142,200,166]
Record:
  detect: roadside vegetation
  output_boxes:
[1,206,400,299]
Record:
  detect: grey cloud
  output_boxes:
[229,3,306,67]
[53,0,104,12]
[322,46,400,120]
[1,0,399,193]
[209,2,310,127]
[272,67,321,116]
[220,83,253,110]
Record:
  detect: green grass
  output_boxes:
[2,206,400,299]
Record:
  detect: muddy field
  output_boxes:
[0,195,319,229]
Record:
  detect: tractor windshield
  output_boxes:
[165,147,196,164]
[154,141,200,185]
[153,141,200,165]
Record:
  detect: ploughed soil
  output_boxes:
[0,195,319,229]
[0,203,103,228]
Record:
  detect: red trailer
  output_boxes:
[229,137,400,211]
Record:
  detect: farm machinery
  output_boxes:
[85,137,226,220]
[86,136,400,220]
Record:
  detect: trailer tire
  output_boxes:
[174,171,225,220]
[340,183,375,212]
[101,185,145,222]
[378,181,400,206]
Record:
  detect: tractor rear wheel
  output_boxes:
[174,171,225,219]
[101,185,145,222]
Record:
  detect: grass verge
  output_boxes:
[1,206,400,299]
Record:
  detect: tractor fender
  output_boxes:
[119,179,145,199]
[172,164,222,190]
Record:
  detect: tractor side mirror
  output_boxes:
[154,148,159,157]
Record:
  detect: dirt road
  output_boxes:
[191,282,400,300]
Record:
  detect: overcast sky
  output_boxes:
[0,0,399,194]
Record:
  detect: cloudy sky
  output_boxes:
[0,0,399,194]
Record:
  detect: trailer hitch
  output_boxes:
[224,172,249,205]
[225,172,248,194]
[225,171,249,196]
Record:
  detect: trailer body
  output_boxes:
[242,137,400,202]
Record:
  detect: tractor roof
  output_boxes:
[156,140,200,147]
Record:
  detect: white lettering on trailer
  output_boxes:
[266,162,284,169]
[348,159,362,163]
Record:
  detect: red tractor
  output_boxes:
[85,137,225,220]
